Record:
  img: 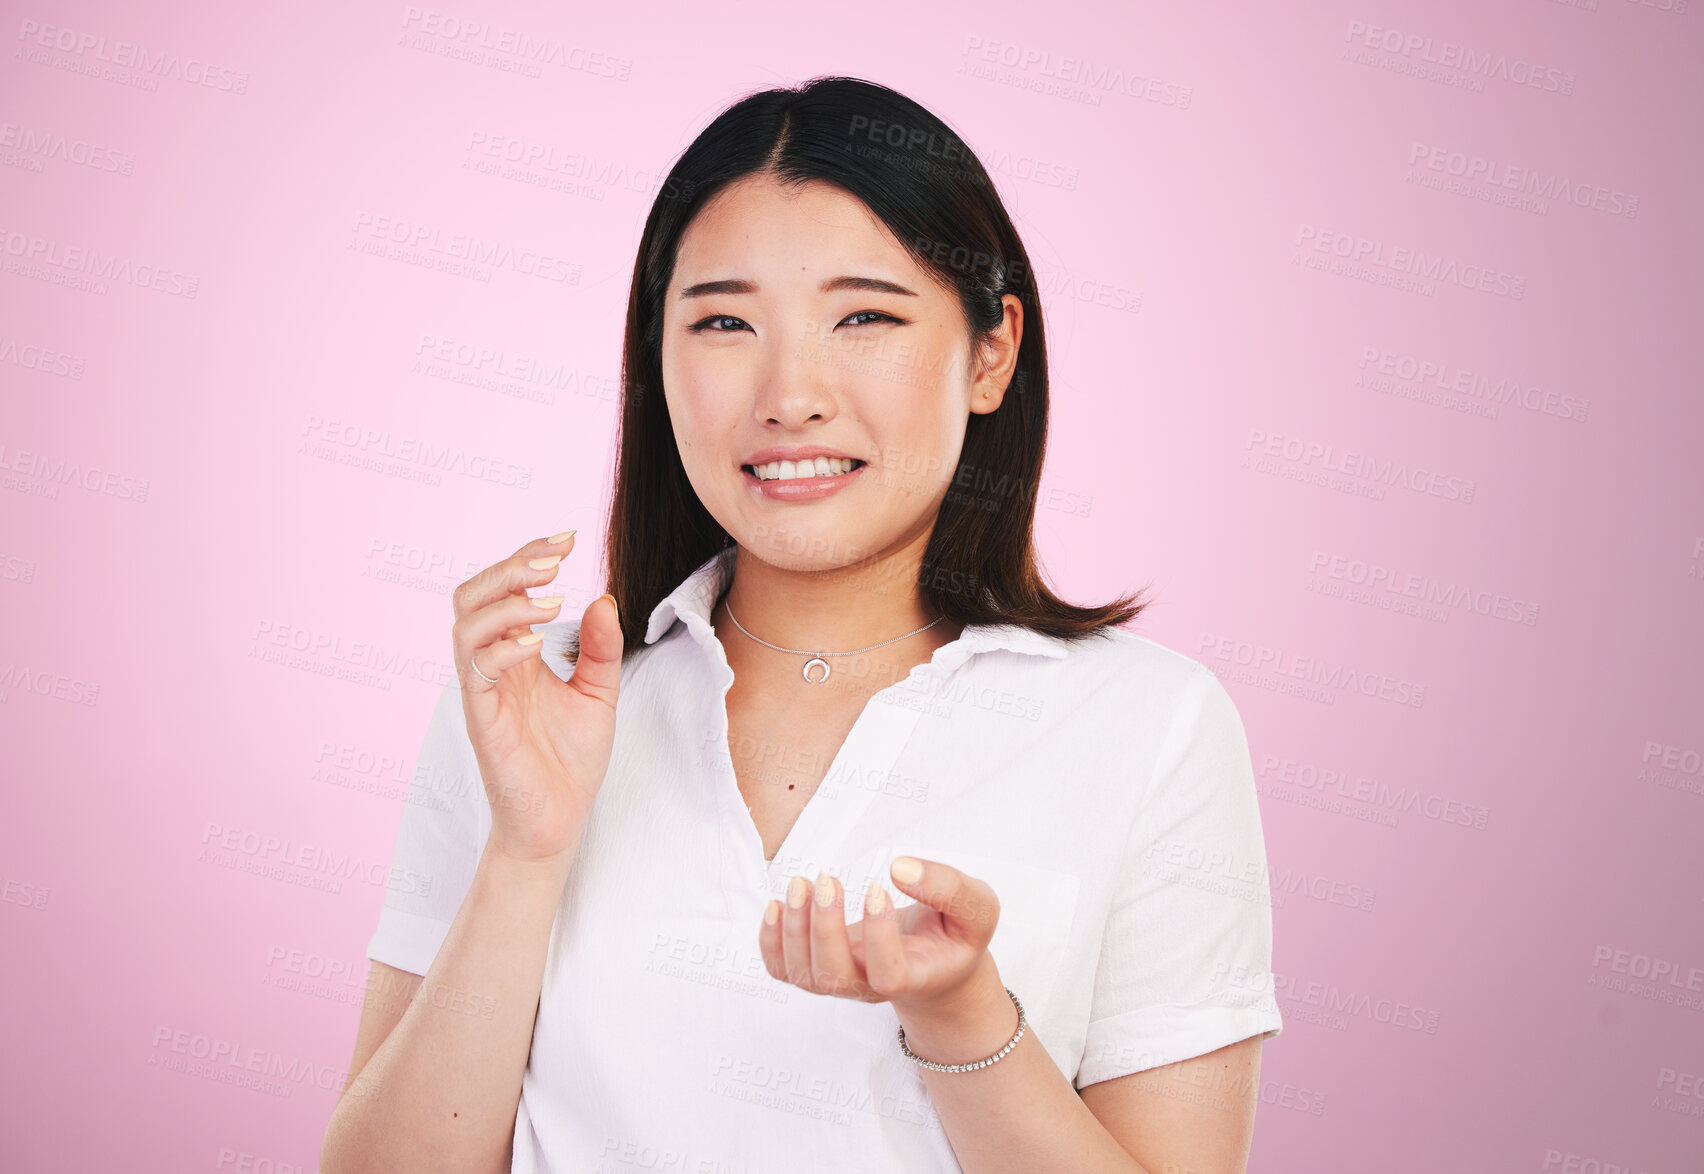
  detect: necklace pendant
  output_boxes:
[802,656,831,684]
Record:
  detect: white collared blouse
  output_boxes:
[367,545,1283,1172]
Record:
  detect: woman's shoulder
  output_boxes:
[1015,624,1231,740]
[1050,624,1219,700]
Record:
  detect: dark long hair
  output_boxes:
[562,75,1144,668]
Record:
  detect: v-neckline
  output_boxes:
[706,623,976,881]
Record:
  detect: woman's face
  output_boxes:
[660,172,1018,574]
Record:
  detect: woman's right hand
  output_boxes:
[451,532,623,865]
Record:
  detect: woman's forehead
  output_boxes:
[676,177,917,281]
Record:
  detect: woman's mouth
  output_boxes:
[741,457,865,482]
[739,457,868,501]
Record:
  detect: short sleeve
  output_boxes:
[363,675,492,977]
[1074,665,1283,1089]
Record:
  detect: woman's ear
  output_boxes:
[969,294,1024,414]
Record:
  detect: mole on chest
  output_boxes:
[728,726,838,799]
[725,708,861,860]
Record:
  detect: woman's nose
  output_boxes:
[751,322,839,424]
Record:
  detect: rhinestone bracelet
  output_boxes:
[897,987,1027,1073]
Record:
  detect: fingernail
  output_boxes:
[813,872,835,908]
[547,529,577,544]
[516,632,543,646]
[763,899,781,926]
[890,856,923,885]
[865,880,889,915]
[787,876,810,909]
[530,595,565,609]
[528,555,562,570]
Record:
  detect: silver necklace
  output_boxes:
[723,602,946,684]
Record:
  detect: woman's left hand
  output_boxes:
[757,855,1001,1017]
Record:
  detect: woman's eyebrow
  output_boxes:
[678,275,919,298]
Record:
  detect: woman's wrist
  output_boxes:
[892,954,1016,1067]
[478,841,578,890]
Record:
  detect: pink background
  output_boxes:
[3,1,1701,1170]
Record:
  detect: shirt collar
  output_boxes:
[643,546,1073,667]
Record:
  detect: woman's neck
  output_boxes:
[712,543,965,693]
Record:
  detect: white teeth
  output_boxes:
[748,457,858,482]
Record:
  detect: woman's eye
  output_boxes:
[689,315,752,333]
[841,311,902,327]
[687,311,903,333]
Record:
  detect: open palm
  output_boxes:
[758,856,1001,1013]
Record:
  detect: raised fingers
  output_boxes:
[778,875,815,987]
[761,874,866,1001]
[759,898,785,980]
[454,587,566,672]
[459,626,547,695]
[889,856,1000,949]
[860,880,909,999]
[451,530,576,622]
[807,874,867,1000]
[451,531,576,691]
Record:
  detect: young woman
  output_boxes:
[323,76,1282,1174]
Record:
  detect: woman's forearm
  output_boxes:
[897,963,1147,1174]
[321,840,580,1174]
